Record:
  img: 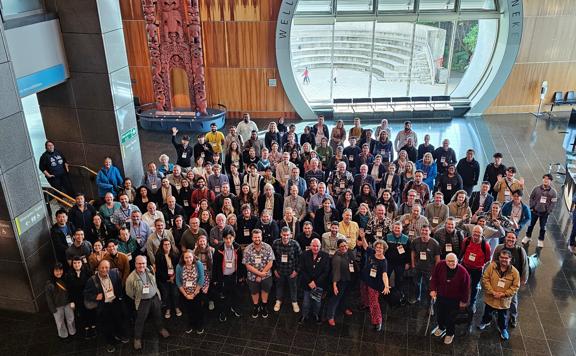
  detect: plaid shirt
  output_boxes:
[328,170,354,196]
[272,239,302,276]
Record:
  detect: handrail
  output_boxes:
[42,189,73,209]
[42,186,75,203]
[69,164,98,176]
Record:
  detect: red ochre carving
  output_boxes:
[142,0,208,114]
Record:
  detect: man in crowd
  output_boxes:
[523,174,557,248]
[272,227,302,313]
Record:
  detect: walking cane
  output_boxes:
[424,297,436,336]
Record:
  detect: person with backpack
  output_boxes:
[492,231,528,328]
[460,225,491,313]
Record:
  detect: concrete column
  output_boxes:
[38,0,143,198]
[0,21,54,312]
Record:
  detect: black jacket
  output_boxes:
[66,266,92,306]
[212,242,246,283]
[469,191,494,213]
[69,204,97,232]
[155,250,180,283]
[313,208,341,235]
[257,220,280,245]
[172,135,194,167]
[456,158,480,186]
[51,222,75,265]
[83,268,123,310]
[299,250,331,290]
[257,193,284,221]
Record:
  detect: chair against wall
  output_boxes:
[371,97,393,113]
[550,91,564,112]
[565,91,576,105]
[353,98,373,113]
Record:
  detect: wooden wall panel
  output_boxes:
[226,22,276,68]
[120,0,144,20]
[129,66,154,104]
[122,21,150,68]
[202,22,228,67]
[487,0,576,114]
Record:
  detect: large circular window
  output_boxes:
[276,0,522,118]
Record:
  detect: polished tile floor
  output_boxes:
[8,113,576,355]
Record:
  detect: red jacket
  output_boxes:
[460,237,491,271]
[430,261,470,304]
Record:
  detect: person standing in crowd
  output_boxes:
[359,238,391,331]
[176,250,206,334]
[326,238,357,326]
[39,140,74,195]
[523,174,557,248]
[409,225,440,304]
[493,166,524,203]
[224,125,244,154]
[83,260,128,353]
[272,227,302,313]
[46,262,76,340]
[66,229,92,266]
[171,128,194,169]
[456,149,480,196]
[205,122,225,161]
[51,209,76,268]
[243,229,275,319]
[478,250,520,341]
[194,133,214,163]
[394,121,418,152]
[425,192,449,232]
[111,193,141,229]
[460,225,491,312]
[299,238,330,324]
[125,255,170,350]
[429,253,470,345]
[66,257,96,339]
[416,152,437,192]
[236,113,258,142]
[435,164,463,204]
[155,238,181,319]
[433,217,464,259]
[493,231,528,328]
[483,153,506,197]
[96,157,123,199]
[213,227,244,322]
[311,115,330,148]
[433,139,457,175]
[469,181,494,214]
[502,190,531,236]
[69,193,97,233]
[417,134,434,160]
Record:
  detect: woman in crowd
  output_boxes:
[46,262,76,340]
[66,257,95,339]
[416,152,438,191]
[264,122,281,150]
[87,240,106,272]
[448,190,472,224]
[359,238,390,331]
[155,238,182,319]
[96,157,124,198]
[88,214,113,245]
[194,235,215,311]
[158,154,174,176]
[373,131,394,164]
[330,120,346,152]
[134,185,154,213]
[314,198,341,235]
[176,250,206,334]
[326,239,357,326]
[369,155,386,186]
[119,178,137,203]
[356,183,377,211]
[353,203,372,230]
[336,189,358,216]
[225,141,243,174]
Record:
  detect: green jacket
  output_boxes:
[125,268,160,310]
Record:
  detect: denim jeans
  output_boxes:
[275,274,298,302]
[302,289,321,318]
[326,281,350,319]
[526,212,549,241]
[482,303,508,331]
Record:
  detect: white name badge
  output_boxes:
[105,290,115,299]
[497,279,506,288]
[349,156,354,162]
[468,253,476,262]
[423,173,427,179]
[369,268,377,278]
[441,157,446,163]
[82,257,87,264]
[167,267,174,275]
[432,217,439,225]
[182,153,187,159]
[244,229,250,237]
[504,190,510,196]
[215,186,221,192]
[408,230,415,237]
[348,263,355,273]
[281,254,288,263]
[254,256,262,264]
[376,230,383,237]
[183,200,189,207]
[225,261,233,269]
[142,285,150,294]
[445,243,452,252]
[420,252,427,260]
[66,235,73,245]
[446,184,452,191]
[185,281,193,288]
[397,245,405,254]
[305,246,311,251]
[151,184,157,190]
[127,254,133,261]
[540,196,547,204]
[339,182,345,189]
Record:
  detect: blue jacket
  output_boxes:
[96,165,123,197]
[175,261,205,289]
[415,160,437,191]
[501,201,531,231]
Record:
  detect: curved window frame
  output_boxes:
[277,0,521,118]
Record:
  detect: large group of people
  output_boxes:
[43,115,559,352]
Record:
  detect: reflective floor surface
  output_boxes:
[7,112,576,355]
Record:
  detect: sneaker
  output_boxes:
[115,336,129,344]
[260,305,269,319]
[196,328,205,335]
[251,306,259,319]
[344,309,353,316]
[273,300,282,312]
[106,344,116,353]
[292,302,300,313]
[164,310,171,319]
[478,322,491,330]
[444,335,454,345]
[432,326,445,337]
[522,236,531,244]
[185,328,194,334]
[230,307,241,318]
[134,339,142,350]
[374,323,383,332]
[500,329,510,340]
[175,308,183,317]
[208,301,215,311]
[328,318,336,326]
[537,240,544,248]
[219,313,227,322]
[159,328,170,338]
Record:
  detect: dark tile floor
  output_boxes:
[6,113,576,355]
